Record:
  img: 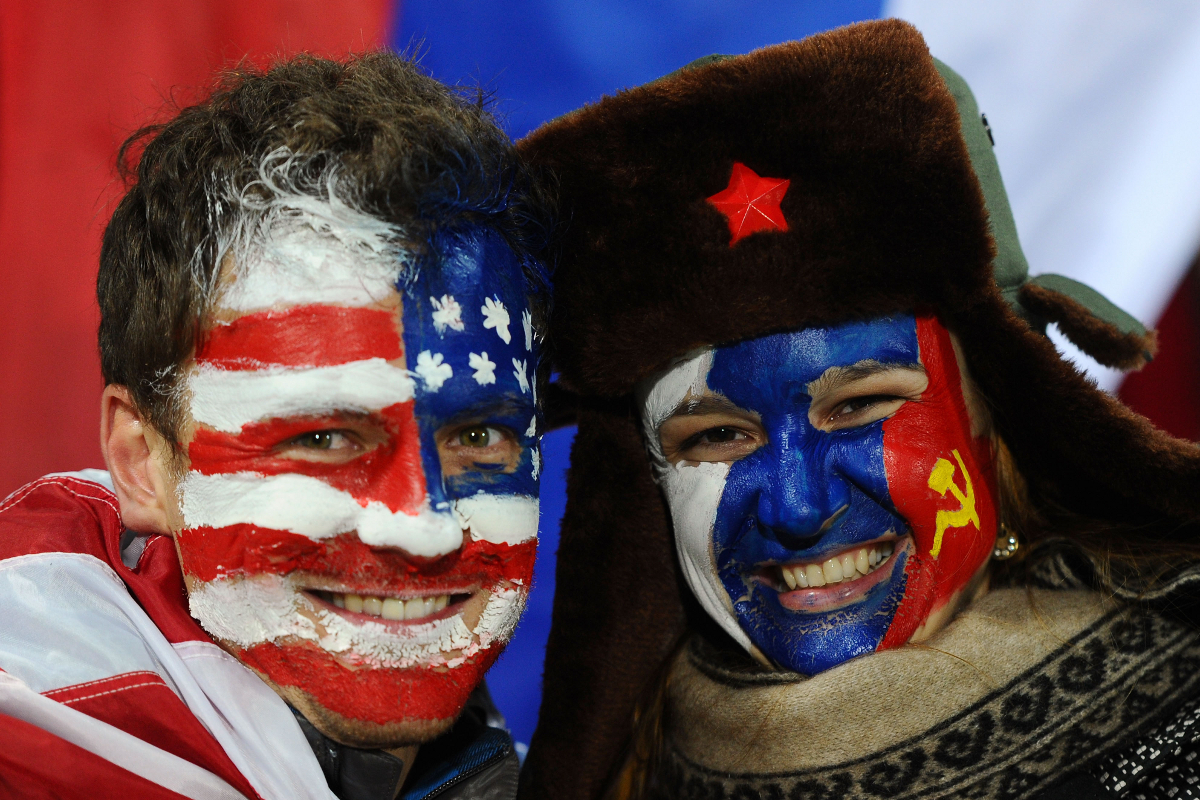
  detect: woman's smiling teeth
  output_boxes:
[321,591,451,621]
[779,541,895,590]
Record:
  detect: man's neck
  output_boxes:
[383,745,418,798]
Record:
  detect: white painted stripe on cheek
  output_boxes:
[661,460,755,655]
[179,472,463,558]
[189,359,415,433]
[454,495,539,546]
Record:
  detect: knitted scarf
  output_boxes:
[653,587,1200,800]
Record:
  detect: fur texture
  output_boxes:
[1019,282,1157,370]
[518,19,1200,800]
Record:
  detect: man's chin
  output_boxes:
[275,680,459,748]
[227,638,502,747]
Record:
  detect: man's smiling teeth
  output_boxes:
[779,541,895,590]
[325,592,451,621]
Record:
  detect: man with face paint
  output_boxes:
[0,54,550,799]
[518,21,1200,800]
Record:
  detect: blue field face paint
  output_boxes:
[642,313,999,676]
[704,317,917,674]
[400,226,541,508]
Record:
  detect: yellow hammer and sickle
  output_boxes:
[925,449,979,558]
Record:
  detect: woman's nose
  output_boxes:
[752,451,851,551]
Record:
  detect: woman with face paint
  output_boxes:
[518,20,1200,800]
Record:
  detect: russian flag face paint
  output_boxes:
[640,314,996,676]
[176,217,539,738]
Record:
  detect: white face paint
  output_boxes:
[175,185,541,727]
[638,350,755,655]
[187,574,526,670]
[179,472,465,557]
[189,359,415,433]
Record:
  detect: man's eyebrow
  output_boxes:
[666,394,745,420]
[806,360,925,397]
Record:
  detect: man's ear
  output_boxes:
[100,385,176,535]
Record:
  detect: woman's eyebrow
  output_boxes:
[668,394,745,419]
[806,360,925,397]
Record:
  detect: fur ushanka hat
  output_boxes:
[518,20,1200,800]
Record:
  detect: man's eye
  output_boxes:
[293,431,348,450]
[459,426,506,447]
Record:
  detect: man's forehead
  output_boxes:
[217,210,412,314]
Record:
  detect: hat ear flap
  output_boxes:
[522,404,688,800]
[1018,276,1157,371]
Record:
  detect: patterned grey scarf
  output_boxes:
[653,587,1200,800]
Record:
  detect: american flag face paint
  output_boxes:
[178,218,539,731]
[641,314,996,676]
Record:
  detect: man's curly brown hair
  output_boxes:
[98,51,554,450]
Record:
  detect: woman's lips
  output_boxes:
[302,587,476,626]
[763,535,911,612]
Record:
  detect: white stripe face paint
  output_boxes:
[220,209,411,312]
[189,359,415,434]
[454,494,539,546]
[180,473,538,555]
[638,350,756,655]
[186,574,527,669]
[640,349,714,466]
[179,473,464,557]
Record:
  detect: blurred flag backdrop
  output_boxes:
[3,0,1199,748]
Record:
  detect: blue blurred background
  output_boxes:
[394,0,886,745]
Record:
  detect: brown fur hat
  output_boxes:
[517,20,1200,800]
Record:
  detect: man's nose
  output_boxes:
[353,505,464,560]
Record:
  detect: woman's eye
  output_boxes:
[699,426,746,444]
[459,426,506,447]
[831,395,889,419]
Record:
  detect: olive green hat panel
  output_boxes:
[934,59,1030,293]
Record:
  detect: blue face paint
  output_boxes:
[400,227,540,507]
[702,316,919,674]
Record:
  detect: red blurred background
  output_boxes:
[0,1,391,494]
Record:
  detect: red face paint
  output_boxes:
[198,305,403,369]
[188,403,426,515]
[180,293,538,730]
[879,314,997,649]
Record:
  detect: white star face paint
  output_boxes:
[480,296,511,344]
[469,352,497,385]
[430,295,464,333]
[413,351,453,391]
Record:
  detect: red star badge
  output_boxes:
[706,162,791,245]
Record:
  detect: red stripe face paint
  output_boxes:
[187,403,426,513]
[173,221,541,737]
[878,315,997,650]
[198,305,402,370]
